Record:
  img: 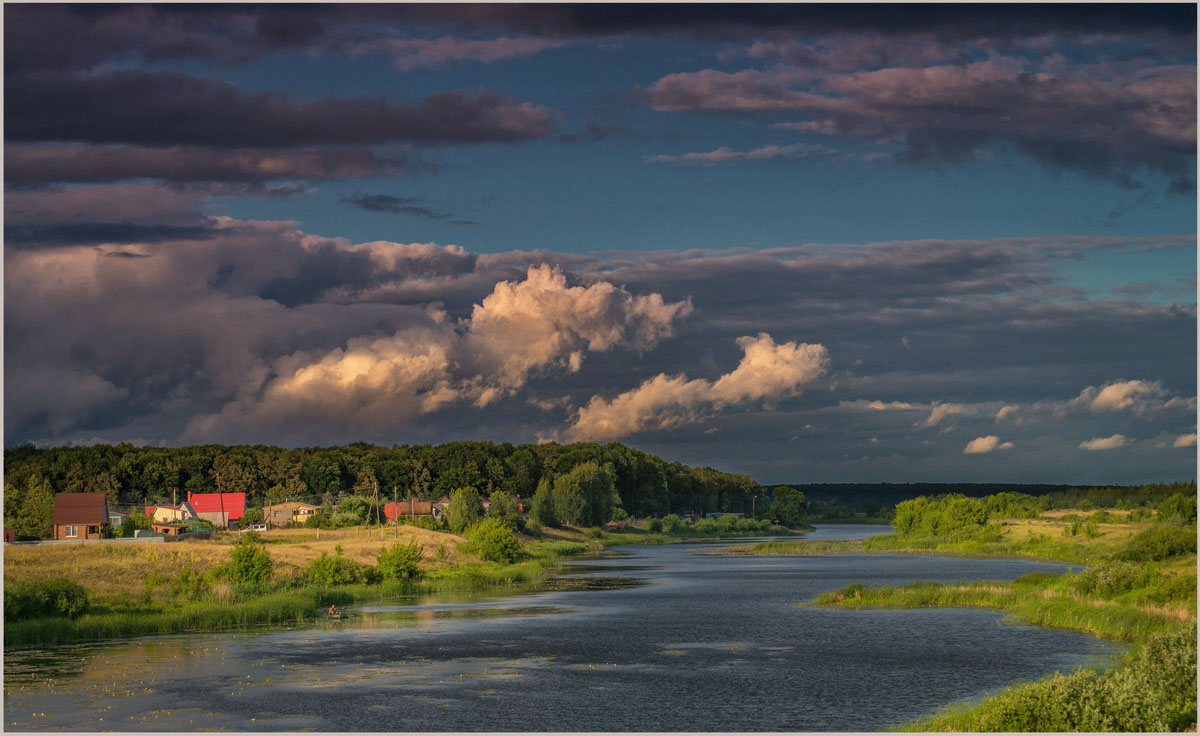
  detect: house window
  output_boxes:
[65,525,77,537]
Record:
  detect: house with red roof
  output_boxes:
[187,492,245,528]
[53,492,110,540]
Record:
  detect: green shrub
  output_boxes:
[911,629,1196,732]
[1120,571,1197,608]
[401,515,445,531]
[1117,524,1197,562]
[225,535,273,584]
[1158,493,1197,523]
[893,494,988,537]
[447,486,484,534]
[4,578,90,620]
[647,518,663,533]
[307,549,370,585]
[169,567,209,601]
[1070,562,1158,599]
[587,526,604,538]
[377,541,424,581]
[463,518,521,563]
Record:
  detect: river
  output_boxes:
[4,525,1117,731]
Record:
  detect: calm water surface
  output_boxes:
[5,525,1116,731]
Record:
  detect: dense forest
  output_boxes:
[774,481,1197,520]
[3,441,761,532]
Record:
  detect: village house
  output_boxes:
[52,492,109,540]
[263,501,319,528]
[146,501,197,524]
[187,492,246,528]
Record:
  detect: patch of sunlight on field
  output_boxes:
[3,524,472,606]
[994,512,1147,545]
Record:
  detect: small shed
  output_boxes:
[151,522,188,536]
[53,493,110,540]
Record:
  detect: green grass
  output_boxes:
[2,555,570,646]
[720,532,1121,564]
[901,629,1196,732]
[798,522,1197,731]
[810,579,1190,642]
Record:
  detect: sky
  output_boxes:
[3,3,1196,484]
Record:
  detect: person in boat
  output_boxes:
[328,604,340,616]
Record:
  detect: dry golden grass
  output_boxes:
[993,514,1146,544]
[3,524,470,604]
[257,525,470,570]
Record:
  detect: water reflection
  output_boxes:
[5,527,1116,732]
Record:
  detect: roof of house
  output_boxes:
[264,501,319,511]
[384,499,433,519]
[53,493,109,526]
[187,492,246,519]
[146,501,196,515]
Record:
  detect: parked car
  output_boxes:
[242,523,268,532]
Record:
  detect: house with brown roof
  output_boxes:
[53,493,110,540]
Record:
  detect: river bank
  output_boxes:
[746,510,1197,731]
[5,530,1113,732]
[2,517,801,646]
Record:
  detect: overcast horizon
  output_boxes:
[4,3,1196,485]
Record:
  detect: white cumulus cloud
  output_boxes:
[921,401,968,427]
[185,265,691,442]
[568,333,829,441]
[963,435,1014,454]
[1079,434,1130,451]
[1173,433,1197,448]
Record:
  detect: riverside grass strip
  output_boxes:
[807,580,1197,731]
[3,558,560,647]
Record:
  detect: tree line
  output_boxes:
[3,441,768,538]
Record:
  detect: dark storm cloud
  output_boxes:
[340,194,455,221]
[5,218,1193,457]
[4,222,221,248]
[643,58,1196,190]
[4,144,416,186]
[6,70,554,147]
[8,5,1191,73]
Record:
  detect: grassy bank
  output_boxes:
[3,559,561,646]
[793,505,1197,731]
[720,513,1147,564]
[810,578,1196,731]
[3,524,590,647]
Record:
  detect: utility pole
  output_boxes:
[394,485,399,539]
